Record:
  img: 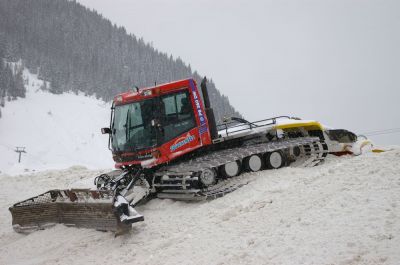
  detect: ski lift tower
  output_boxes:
[15,147,26,163]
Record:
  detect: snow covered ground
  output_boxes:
[0,67,399,264]
[0,69,113,175]
[0,150,399,265]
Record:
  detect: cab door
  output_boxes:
[159,89,202,159]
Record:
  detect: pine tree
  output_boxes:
[50,74,63,94]
[0,52,5,105]
[13,68,26,98]
[0,93,5,107]
[0,0,241,120]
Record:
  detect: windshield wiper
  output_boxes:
[125,109,130,141]
[124,108,139,153]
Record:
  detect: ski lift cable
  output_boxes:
[24,152,47,163]
[366,129,400,135]
[361,127,400,135]
[363,128,400,137]
[0,142,15,151]
[365,131,400,137]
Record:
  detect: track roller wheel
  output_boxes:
[244,155,263,172]
[221,161,240,177]
[199,168,217,187]
[265,151,286,169]
[292,146,301,157]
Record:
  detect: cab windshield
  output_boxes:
[112,98,157,152]
[111,90,196,152]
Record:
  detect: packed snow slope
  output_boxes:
[0,150,399,265]
[0,69,113,175]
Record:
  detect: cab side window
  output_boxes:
[161,90,196,142]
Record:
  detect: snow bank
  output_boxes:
[0,150,399,265]
[0,69,114,175]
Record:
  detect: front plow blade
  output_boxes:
[9,189,139,234]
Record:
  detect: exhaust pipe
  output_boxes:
[200,77,218,139]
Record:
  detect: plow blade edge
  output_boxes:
[9,189,137,234]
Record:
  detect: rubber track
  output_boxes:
[156,137,327,201]
[156,137,322,174]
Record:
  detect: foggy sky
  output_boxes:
[78,0,400,145]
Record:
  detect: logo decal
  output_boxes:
[170,134,195,152]
[190,80,208,135]
[136,153,153,160]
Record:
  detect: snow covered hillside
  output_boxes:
[0,69,114,175]
[0,150,399,265]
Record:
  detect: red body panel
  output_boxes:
[112,79,213,169]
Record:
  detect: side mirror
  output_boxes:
[101,127,112,134]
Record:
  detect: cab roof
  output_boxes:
[113,78,196,105]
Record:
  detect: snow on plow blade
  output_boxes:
[9,189,142,234]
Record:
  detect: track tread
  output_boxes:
[156,137,328,201]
